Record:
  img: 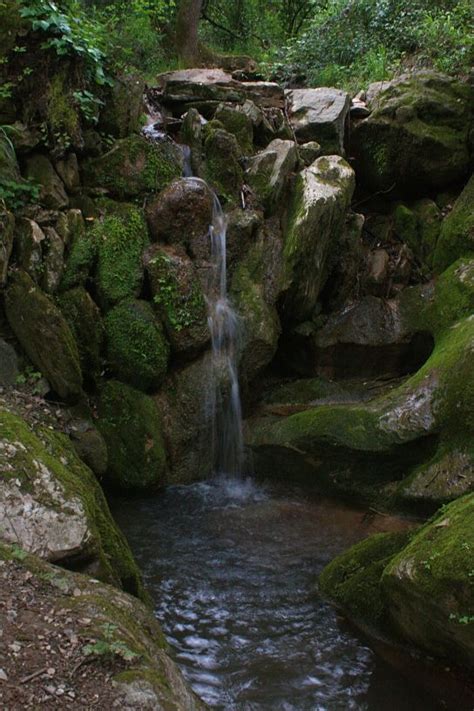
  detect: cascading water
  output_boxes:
[205,190,244,477]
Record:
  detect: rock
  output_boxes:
[0,207,15,285]
[181,107,205,177]
[285,87,351,154]
[41,226,64,293]
[58,287,105,386]
[70,426,108,478]
[322,211,364,311]
[24,154,69,210]
[298,141,322,166]
[368,248,390,285]
[160,68,285,112]
[394,200,442,265]
[214,103,254,153]
[0,540,205,707]
[14,217,45,282]
[156,353,214,482]
[4,271,83,402]
[6,122,41,154]
[59,210,96,292]
[145,177,214,257]
[203,127,243,205]
[99,74,145,138]
[399,447,474,508]
[246,139,298,215]
[280,155,355,324]
[0,129,22,184]
[94,202,148,309]
[97,381,168,490]
[55,153,80,193]
[0,410,144,596]
[351,72,473,195]
[0,339,19,386]
[144,244,209,357]
[105,299,169,392]
[81,136,182,200]
[434,175,474,273]
[226,207,262,274]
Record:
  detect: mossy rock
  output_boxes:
[144,244,209,357]
[98,74,145,138]
[0,410,145,599]
[105,299,170,391]
[0,129,22,184]
[97,380,168,491]
[246,139,298,215]
[81,136,182,200]
[214,103,254,154]
[5,270,83,402]
[24,153,69,210]
[94,203,148,309]
[203,127,243,205]
[59,210,96,292]
[433,175,474,273]
[0,206,15,285]
[58,287,105,387]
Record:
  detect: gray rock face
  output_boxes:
[285,87,351,154]
[24,154,69,210]
[246,139,298,215]
[0,339,19,386]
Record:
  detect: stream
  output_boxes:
[112,477,437,710]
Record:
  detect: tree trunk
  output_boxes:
[176,0,203,66]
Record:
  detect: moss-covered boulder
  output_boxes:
[203,127,243,205]
[246,139,298,215]
[99,74,145,138]
[5,271,83,401]
[41,226,65,294]
[24,153,69,210]
[13,217,45,282]
[280,155,355,323]
[0,410,144,598]
[59,210,96,291]
[81,136,182,200]
[351,72,473,195]
[94,203,148,309]
[105,299,169,391]
[433,175,474,273]
[214,103,254,154]
[145,177,214,258]
[144,244,209,357]
[394,199,442,265]
[97,381,168,491]
[58,287,105,386]
[181,107,205,177]
[0,206,14,285]
[0,542,205,709]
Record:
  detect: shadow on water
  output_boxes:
[112,478,439,710]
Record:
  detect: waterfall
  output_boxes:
[206,191,244,477]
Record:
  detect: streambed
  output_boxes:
[113,478,435,710]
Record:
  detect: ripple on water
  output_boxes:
[112,478,435,711]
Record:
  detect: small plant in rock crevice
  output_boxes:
[82,622,139,662]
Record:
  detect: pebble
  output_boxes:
[0,668,8,682]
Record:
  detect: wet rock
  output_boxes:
[55,153,80,193]
[285,87,351,155]
[145,177,214,256]
[214,102,254,153]
[97,380,168,490]
[399,447,474,507]
[246,139,298,215]
[280,155,355,324]
[0,339,19,386]
[144,244,209,357]
[0,410,145,596]
[0,207,15,286]
[351,72,473,195]
[58,287,105,386]
[81,136,182,200]
[4,271,83,402]
[14,217,45,282]
[24,154,69,210]
[434,175,474,273]
[105,299,169,392]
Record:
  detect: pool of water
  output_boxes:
[112,477,437,710]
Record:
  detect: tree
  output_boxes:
[176,0,203,65]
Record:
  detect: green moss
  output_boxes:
[214,104,253,154]
[0,410,146,600]
[58,287,105,386]
[105,300,169,391]
[263,378,349,405]
[60,214,97,292]
[97,380,168,491]
[94,204,148,309]
[433,176,474,273]
[320,531,410,630]
[203,127,243,205]
[47,71,80,142]
[394,204,419,255]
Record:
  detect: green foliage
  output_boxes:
[73,89,104,124]
[151,253,205,333]
[0,177,40,210]
[83,622,139,662]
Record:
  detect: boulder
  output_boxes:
[351,72,473,195]
[58,287,105,386]
[0,339,18,386]
[145,177,214,257]
[99,74,145,138]
[0,410,144,596]
[181,107,205,177]
[246,139,298,215]
[41,226,64,293]
[285,87,350,154]
[69,425,108,478]
[394,200,442,265]
[97,380,168,490]
[105,299,170,391]
[214,103,254,153]
[24,153,69,210]
[14,217,45,282]
[0,207,15,285]
[144,244,209,357]
[226,207,262,274]
[434,175,474,273]
[81,136,182,200]
[203,127,243,205]
[59,210,96,292]
[298,141,322,166]
[55,152,80,193]
[280,155,355,323]
[4,271,83,402]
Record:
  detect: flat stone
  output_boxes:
[285,87,351,154]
